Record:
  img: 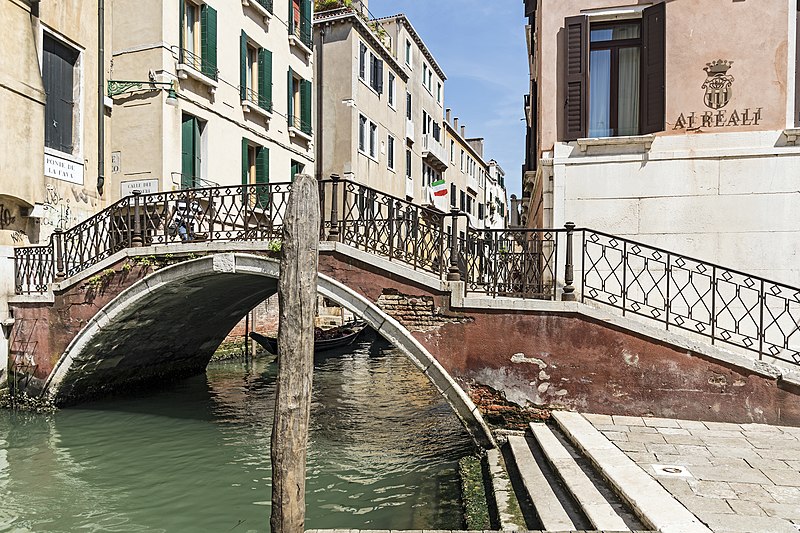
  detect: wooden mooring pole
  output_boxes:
[270,174,320,533]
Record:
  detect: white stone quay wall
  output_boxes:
[549,130,800,288]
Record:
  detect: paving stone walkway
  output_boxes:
[583,413,800,533]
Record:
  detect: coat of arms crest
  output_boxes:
[702,59,734,110]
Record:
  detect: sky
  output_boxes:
[367,0,528,198]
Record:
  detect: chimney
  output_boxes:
[461,125,466,138]
[453,117,459,130]
[445,108,451,122]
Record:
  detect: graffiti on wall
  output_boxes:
[0,204,17,230]
[41,183,97,231]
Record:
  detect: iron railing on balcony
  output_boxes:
[242,86,272,112]
[252,0,273,14]
[288,114,312,136]
[178,47,218,81]
[13,179,800,368]
[289,14,312,49]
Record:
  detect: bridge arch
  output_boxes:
[44,252,493,446]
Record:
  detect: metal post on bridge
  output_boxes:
[327,173,340,242]
[131,190,143,247]
[53,228,65,282]
[562,221,577,301]
[447,208,461,282]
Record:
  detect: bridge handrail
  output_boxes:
[12,182,800,368]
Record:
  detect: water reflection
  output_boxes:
[0,338,472,532]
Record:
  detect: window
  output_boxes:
[406,92,412,120]
[241,139,269,207]
[427,71,433,92]
[466,195,473,215]
[388,72,395,107]
[180,1,217,80]
[405,39,412,66]
[43,34,79,155]
[182,114,205,188]
[450,140,454,163]
[369,122,377,158]
[288,69,312,135]
[359,115,367,152]
[291,160,304,182]
[423,64,428,89]
[478,203,485,220]
[387,135,395,170]
[563,4,665,140]
[369,53,383,93]
[459,190,465,212]
[460,149,464,171]
[450,184,456,206]
[432,122,441,142]
[422,111,428,134]
[437,82,442,104]
[240,33,272,111]
[289,0,312,49]
[406,149,412,178]
[422,162,440,187]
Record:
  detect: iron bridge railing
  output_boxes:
[13,179,800,368]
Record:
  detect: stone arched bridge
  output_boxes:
[7,179,800,442]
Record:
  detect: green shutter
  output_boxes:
[192,118,201,187]
[182,116,194,188]
[300,78,311,135]
[200,4,217,80]
[179,1,185,61]
[287,68,294,127]
[240,31,247,101]
[256,146,269,208]
[300,0,312,46]
[241,138,249,204]
[258,48,272,111]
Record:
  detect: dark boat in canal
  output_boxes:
[249,321,368,355]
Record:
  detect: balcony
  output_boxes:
[288,114,313,142]
[289,15,313,57]
[241,87,272,120]
[466,174,479,194]
[421,134,447,170]
[242,0,273,23]
[177,48,218,93]
[405,119,414,142]
[405,177,414,200]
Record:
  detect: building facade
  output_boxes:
[313,1,508,230]
[1,0,112,248]
[110,0,314,197]
[522,0,800,284]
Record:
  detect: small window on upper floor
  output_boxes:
[405,39,412,67]
[43,33,80,156]
[437,81,442,104]
[180,1,217,80]
[388,72,396,108]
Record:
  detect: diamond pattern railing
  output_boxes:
[581,229,800,367]
[12,181,800,368]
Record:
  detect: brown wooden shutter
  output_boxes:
[640,2,666,134]
[564,15,588,141]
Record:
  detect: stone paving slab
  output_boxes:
[583,413,800,533]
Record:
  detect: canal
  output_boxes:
[0,338,474,532]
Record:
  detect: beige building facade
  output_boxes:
[110,0,315,197]
[313,1,508,229]
[1,0,112,248]
[522,0,800,284]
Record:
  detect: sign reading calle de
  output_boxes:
[121,178,160,197]
[673,59,763,131]
[44,150,84,185]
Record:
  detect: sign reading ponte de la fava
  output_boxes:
[673,59,763,130]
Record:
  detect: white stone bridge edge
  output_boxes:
[39,252,497,449]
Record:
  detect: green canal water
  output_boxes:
[0,339,474,532]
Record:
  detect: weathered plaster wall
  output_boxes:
[417,311,800,426]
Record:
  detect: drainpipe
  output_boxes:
[97,0,105,195]
[314,25,324,181]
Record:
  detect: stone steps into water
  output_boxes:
[528,422,630,531]
[507,434,576,530]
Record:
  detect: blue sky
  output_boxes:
[368,0,528,197]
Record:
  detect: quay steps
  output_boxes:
[505,425,637,532]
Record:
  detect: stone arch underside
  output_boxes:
[44,253,493,447]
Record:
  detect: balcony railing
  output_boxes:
[421,134,447,169]
[289,14,312,50]
[242,86,272,113]
[178,47,218,81]
[288,114,312,137]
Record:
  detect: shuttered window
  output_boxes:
[258,48,273,110]
[562,3,665,141]
[43,34,79,155]
[288,70,312,135]
[242,139,269,207]
[182,114,203,188]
